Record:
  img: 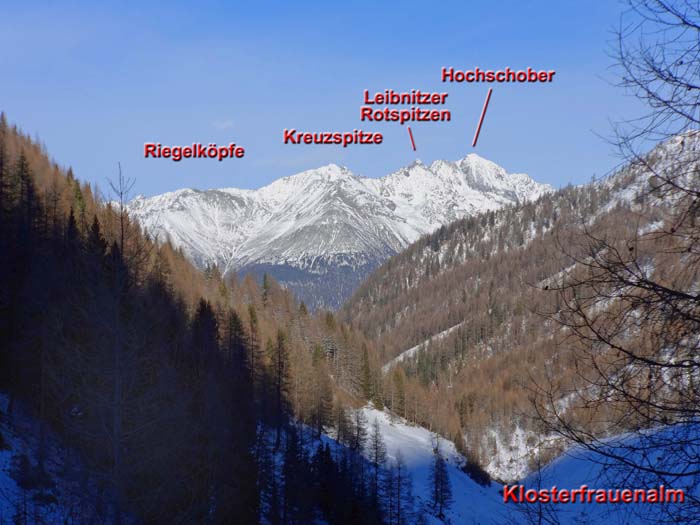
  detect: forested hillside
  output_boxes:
[0,113,398,524]
[342,133,698,480]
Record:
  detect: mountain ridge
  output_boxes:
[128,154,553,309]
[340,132,700,481]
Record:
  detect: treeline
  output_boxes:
[0,113,404,524]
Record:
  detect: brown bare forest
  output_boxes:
[342,134,694,477]
[0,113,391,523]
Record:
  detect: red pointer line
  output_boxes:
[472,88,493,147]
[407,126,417,151]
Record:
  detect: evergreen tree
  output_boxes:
[0,116,7,217]
[258,429,281,525]
[311,346,333,437]
[247,304,260,381]
[334,402,352,447]
[312,442,335,520]
[391,368,406,417]
[429,438,453,519]
[72,178,86,229]
[380,451,415,525]
[368,418,387,506]
[282,425,313,524]
[0,117,391,524]
[349,409,368,453]
[221,309,259,524]
[272,329,289,450]
[361,343,373,401]
[262,272,270,306]
[191,299,218,375]
[86,215,107,259]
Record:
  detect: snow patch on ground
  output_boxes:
[382,323,464,374]
[0,393,107,524]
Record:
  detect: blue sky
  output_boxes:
[1,1,643,197]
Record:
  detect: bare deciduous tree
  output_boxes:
[534,2,700,523]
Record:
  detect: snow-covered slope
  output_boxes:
[358,406,507,524]
[359,407,699,524]
[128,156,551,310]
[0,394,108,523]
[506,425,700,524]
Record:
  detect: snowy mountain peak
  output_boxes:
[277,163,354,183]
[407,159,426,169]
[301,162,353,179]
[128,155,552,309]
[390,159,428,179]
[457,152,502,168]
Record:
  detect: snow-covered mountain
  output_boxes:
[128,155,552,309]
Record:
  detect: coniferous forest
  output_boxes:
[0,114,414,524]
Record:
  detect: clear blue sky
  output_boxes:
[1,1,643,197]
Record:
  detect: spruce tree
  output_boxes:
[86,215,107,259]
